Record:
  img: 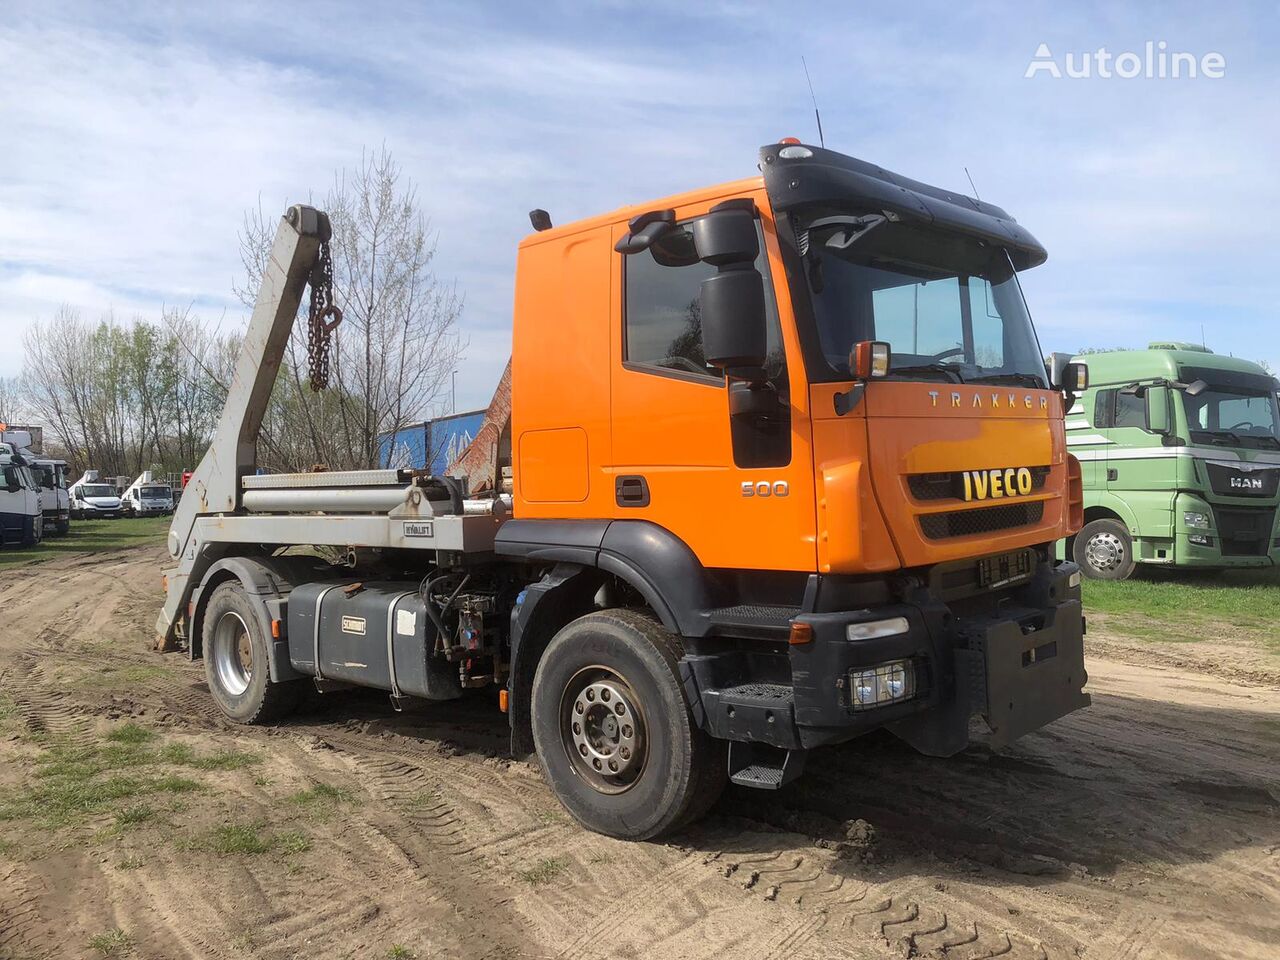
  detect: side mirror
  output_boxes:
[691,207,758,264]
[1146,385,1171,434]
[699,269,767,372]
[696,202,767,377]
[1184,378,1209,397]
[1060,362,1089,393]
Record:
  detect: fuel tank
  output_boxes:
[286,581,461,700]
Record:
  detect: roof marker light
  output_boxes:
[779,145,813,160]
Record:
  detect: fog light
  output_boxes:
[1067,570,1081,588]
[846,616,909,641]
[849,660,916,710]
[1188,533,1212,546]
[1183,511,1211,529]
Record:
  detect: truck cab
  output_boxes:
[1066,343,1280,578]
[122,473,175,516]
[0,442,44,546]
[69,473,123,519]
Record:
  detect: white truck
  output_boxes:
[0,428,71,535]
[69,471,124,519]
[121,472,175,517]
[0,442,44,547]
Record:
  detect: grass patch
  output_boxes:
[117,856,144,870]
[79,664,169,688]
[160,742,260,771]
[517,857,567,886]
[386,946,416,960]
[0,728,257,830]
[190,822,313,857]
[114,804,155,828]
[1084,567,1280,652]
[0,516,170,571]
[88,928,133,955]
[104,723,156,745]
[286,782,352,820]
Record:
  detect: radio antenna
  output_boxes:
[964,166,981,201]
[801,57,825,148]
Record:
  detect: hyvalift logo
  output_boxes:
[1026,41,1226,79]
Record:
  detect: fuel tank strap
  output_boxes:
[311,584,344,681]
[384,591,416,701]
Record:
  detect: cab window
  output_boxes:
[623,221,784,384]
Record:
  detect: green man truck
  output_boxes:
[1066,342,1280,579]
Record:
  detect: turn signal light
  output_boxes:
[851,340,891,379]
[498,689,510,713]
[270,618,281,639]
[788,622,814,645]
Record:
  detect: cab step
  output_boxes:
[727,741,806,790]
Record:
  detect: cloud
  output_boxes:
[2,2,1277,414]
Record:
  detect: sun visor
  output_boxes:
[760,143,1048,270]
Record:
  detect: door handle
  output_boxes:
[615,475,650,507]
[1106,468,1118,481]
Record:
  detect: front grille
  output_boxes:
[920,501,1045,540]
[908,466,1050,502]
[1212,506,1276,557]
[1204,461,1280,498]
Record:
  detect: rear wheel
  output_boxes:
[531,609,725,840]
[202,582,302,724]
[1073,518,1136,580]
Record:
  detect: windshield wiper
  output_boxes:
[969,372,1045,388]
[890,363,965,384]
[1195,430,1242,446]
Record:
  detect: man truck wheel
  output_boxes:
[531,609,726,840]
[202,582,302,724]
[1074,518,1136,580]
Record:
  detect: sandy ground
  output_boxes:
[1,547,1277,960]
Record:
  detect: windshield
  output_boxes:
[1182,388,1280,450]
[798,213,1048,387]
[141,485,172,499]
[81,484,116,498]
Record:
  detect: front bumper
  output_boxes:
[685,559,1089,756]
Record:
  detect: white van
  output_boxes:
[69,471,123,519]
[0,443,44,547]
[121,472,174,516]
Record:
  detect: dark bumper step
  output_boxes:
[706,604,800,640]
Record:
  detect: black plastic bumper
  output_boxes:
[682,561,1089,757]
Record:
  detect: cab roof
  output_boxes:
[1076,346,1275,387]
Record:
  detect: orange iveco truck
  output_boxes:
[158,141,1092,840]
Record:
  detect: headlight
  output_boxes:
[849,659,916,710]
[1183,511,1211,529]
[846,616,909,641]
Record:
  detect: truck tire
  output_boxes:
[1073,518,1136,580]
[201,581,302,724]
[531,609,726,840]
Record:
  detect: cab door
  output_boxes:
[607,194,815,573]
[1103,387,1177,553]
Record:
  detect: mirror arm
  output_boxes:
[833,383,866,417]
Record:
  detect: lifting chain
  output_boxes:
[307,239,342,391]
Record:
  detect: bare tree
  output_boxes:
[237,146,465,471]
[0,375,24,425]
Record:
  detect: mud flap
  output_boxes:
[976,600,1090,747]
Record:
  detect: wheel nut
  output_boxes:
[614,702,625,715]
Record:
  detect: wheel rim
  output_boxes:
[1085,531,1126,573]
[211,611,254,697]
[559,667,647,795]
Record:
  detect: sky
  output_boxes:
[2,1,1277,415]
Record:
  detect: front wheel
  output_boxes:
[531,609,725,840]
[1073,518,1136,580]
[202,582,303,724]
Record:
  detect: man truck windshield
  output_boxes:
[800,215,1047,387]
[1183,388,1280,449]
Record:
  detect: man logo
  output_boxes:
[1229,476,1264,491]
[742,481,789,498]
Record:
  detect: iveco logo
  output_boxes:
[742,480,789,498]
[1230,476,1264,490]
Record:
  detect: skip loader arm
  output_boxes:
[155,205,331,650]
